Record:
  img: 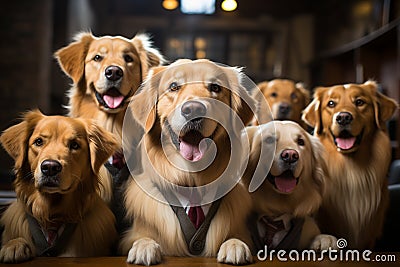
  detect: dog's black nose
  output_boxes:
[336,112,353,126]
[278,103,291,115]
[41,160,62,176]
[281,149,299,164]
[105,65,123,81]
[181,101,206,120]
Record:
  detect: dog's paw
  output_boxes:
[126,238,162,266]
[217,238,253,265]
[310,234,338,251]
[0,237,34,263]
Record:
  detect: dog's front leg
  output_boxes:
[127,237,162,266]
[0,237,35,263]
[217,238,253,265]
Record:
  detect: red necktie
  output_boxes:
[188,206,205,229]
[112,151,125,169]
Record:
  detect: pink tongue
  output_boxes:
[103,95,124,109]
[275,175,297,193]
[336,137,356,150]
[179,139,207,162]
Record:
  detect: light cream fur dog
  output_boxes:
[243,121,336,251]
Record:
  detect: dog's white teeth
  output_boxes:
[337,148,341,152]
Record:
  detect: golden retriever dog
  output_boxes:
[302,81,398,249]
[0,111,118,263]
[242,121,336,251]
[119,59,256,265]
[55,32,164,202]
[252,79,310,127]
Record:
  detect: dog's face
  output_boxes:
[246,121,326,215]
[0,111,118,197]
[55,33,164,114]
[257,79,309,122]
[302,81,398,154]
[130,59,255,165]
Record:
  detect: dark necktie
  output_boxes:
[188,205,205,229]
[260,216,285,248]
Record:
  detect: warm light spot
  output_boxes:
[163,0,179,10]
[194,38,207,50]
[221,0,237,12]
[196,50,206,59]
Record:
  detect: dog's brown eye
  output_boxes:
[290,92,298,100]
[355,99,365,107]
[270,92,277,98]
[93,55,103,62]
[327,100,336,108]
[124,54,134,63]
[169,82,180,91]
[297,138,305,146]
[208,83,221,93]
[33,138,43,147]
[69,141,80,150]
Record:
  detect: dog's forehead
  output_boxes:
[88,37,136,54]
[33,117,86,138]
[274,121,305,141]
[268,80,295,92]
[161,61,230,86]
[327,84,368,99]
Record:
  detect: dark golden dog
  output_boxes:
[0,111,118,262]
[55,32,164,202]
[302,81,398,248]
[119,59,256,265]
[243,121,336,251]
[252,79,309,127]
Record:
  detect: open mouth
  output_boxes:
[332,129,363,151]
[94,87,129,110]
[167,121,213,162]
[267,170,299,193]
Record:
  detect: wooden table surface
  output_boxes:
[1,254,398,267]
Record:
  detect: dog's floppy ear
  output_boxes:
[362,81,399,129]
[302,87,327,134]
[252,81,272,125]
[227,67,256,133]
[131,33,165,80]
[295,82,310,108]
[309,134,328,196]
[55,32,94,84]
[129,66,166,133]
[0,110,44,171]
[85,121,119,174]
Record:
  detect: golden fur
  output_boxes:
[55,32,164,202]
[0,111,118,262]
[302,81,398,248]
[252,79,310,127]
[243,121,335,250]
[119,59,256,265]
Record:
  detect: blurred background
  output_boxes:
[0,0,399,185]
